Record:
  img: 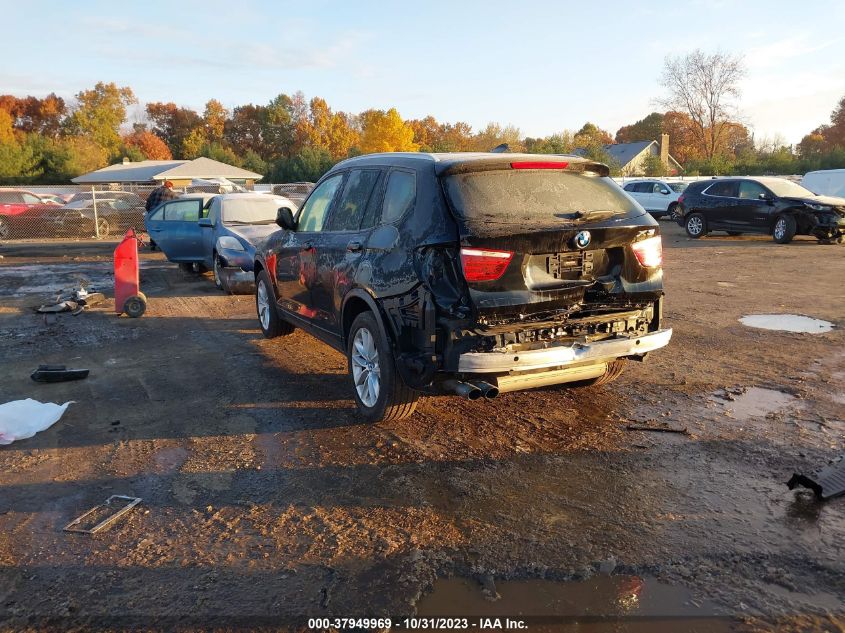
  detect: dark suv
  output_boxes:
[254,153,671,421]
[676,177,845,244]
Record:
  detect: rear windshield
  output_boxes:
[443,170,643,236]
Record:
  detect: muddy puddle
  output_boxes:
[739,314,833,333]
[417,576,734,632]
[711,387,798,421]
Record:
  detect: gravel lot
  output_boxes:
[0,222,843,632]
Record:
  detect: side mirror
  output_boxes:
[198,218,213,228]
[758,193,773,203]
[661,189,671,195]
[276,207,295,230]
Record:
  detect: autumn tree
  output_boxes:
[295,97,358,160]
[798,94,845,156]
[358,108,418,154]
[121,130,173,160]
[203,99,228,143]
[574,122,613,149]
[658,50,746,160]
[524,132,574,154]
[64,82,137,155]
[471,123,523,152]
[615,112,664,143]
[145,102,203,155]
[226,104,269,157]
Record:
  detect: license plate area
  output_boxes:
[547,251,594,279]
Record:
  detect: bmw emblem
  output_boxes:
[573,230,591,249]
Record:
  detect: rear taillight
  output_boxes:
[631,236,663,268]
[460,248,514,282]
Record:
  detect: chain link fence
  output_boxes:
[0,182,314,243]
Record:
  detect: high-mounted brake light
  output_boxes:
[510,161,569,170]
[631,236,663,268]
[460,248,514,282]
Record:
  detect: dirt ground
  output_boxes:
[0,222,843,632]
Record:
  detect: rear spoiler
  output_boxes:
[437,157,610,178]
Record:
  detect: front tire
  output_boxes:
[0,216,10,240]
[255,269,293,338]
[773,214,796,244]
[212,252,226,291]
[685,213,707,238]
[347,312,419,422]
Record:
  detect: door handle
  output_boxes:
[347,241,363,252]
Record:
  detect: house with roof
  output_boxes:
[71,157,263,188]
[575,134,683,176]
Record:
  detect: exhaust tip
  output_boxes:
[466,387,483,401]
[484,387,499,400]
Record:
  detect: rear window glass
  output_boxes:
[442,170,643,236]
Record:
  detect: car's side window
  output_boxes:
[325,169,381,232]
[162,200,201,222]
[297,174,344,232]
[381,170,416,224]
[22,193,41,204]
[651,183,663,194]
[623,183,636,192]
[0,192,18,203]
[738,181,769,200]
[705,181,738,198]
[635,183,651,193]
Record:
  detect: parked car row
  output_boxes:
[621,179,688,219]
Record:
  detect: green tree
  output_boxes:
[268,147,335,182]
[64,82,136,155]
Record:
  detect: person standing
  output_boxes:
[145,180,178,213]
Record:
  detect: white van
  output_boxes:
[802,169,845,198]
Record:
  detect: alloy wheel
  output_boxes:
[351,326,381,408]
[687,216,703,236]
[774,217,785,240]
[257,280,271,330]
[0,218,9,240]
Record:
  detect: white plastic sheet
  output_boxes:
[0,399,73,445]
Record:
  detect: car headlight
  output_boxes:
[217,236,245,251]
[805,203,831,211]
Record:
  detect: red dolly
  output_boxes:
[114,228,147,318]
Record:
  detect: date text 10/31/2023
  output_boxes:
[307,618,528,629]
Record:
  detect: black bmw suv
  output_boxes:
[676,177,845,244]
[254,153,671,421]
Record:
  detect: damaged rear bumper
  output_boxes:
[457,328,673,373]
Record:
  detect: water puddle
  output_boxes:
[417,576,733,632]
[739,314,833,333]
[711,387,797,421]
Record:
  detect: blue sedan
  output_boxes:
[144,193,294,292]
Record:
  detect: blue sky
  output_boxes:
[3,0,844,145]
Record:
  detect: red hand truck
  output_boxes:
[114,228,147,318]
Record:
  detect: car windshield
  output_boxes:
[443,170,642,236]
[668,182,688,193]
[763,179,816,198]
[222,198,285,224]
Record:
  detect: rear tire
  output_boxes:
[572,360,627,387]
[667,202,679,221]
[255,269,293,338]
[347,312,419,422]
[96,217,111,238]
[773,214,796,244]
[0,216,9,240]
[685,213,706,238]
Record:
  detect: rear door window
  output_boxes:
[381,170,416,224]
[326,169,380,231]
[0,191,22,203]
[705,181,738,198]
